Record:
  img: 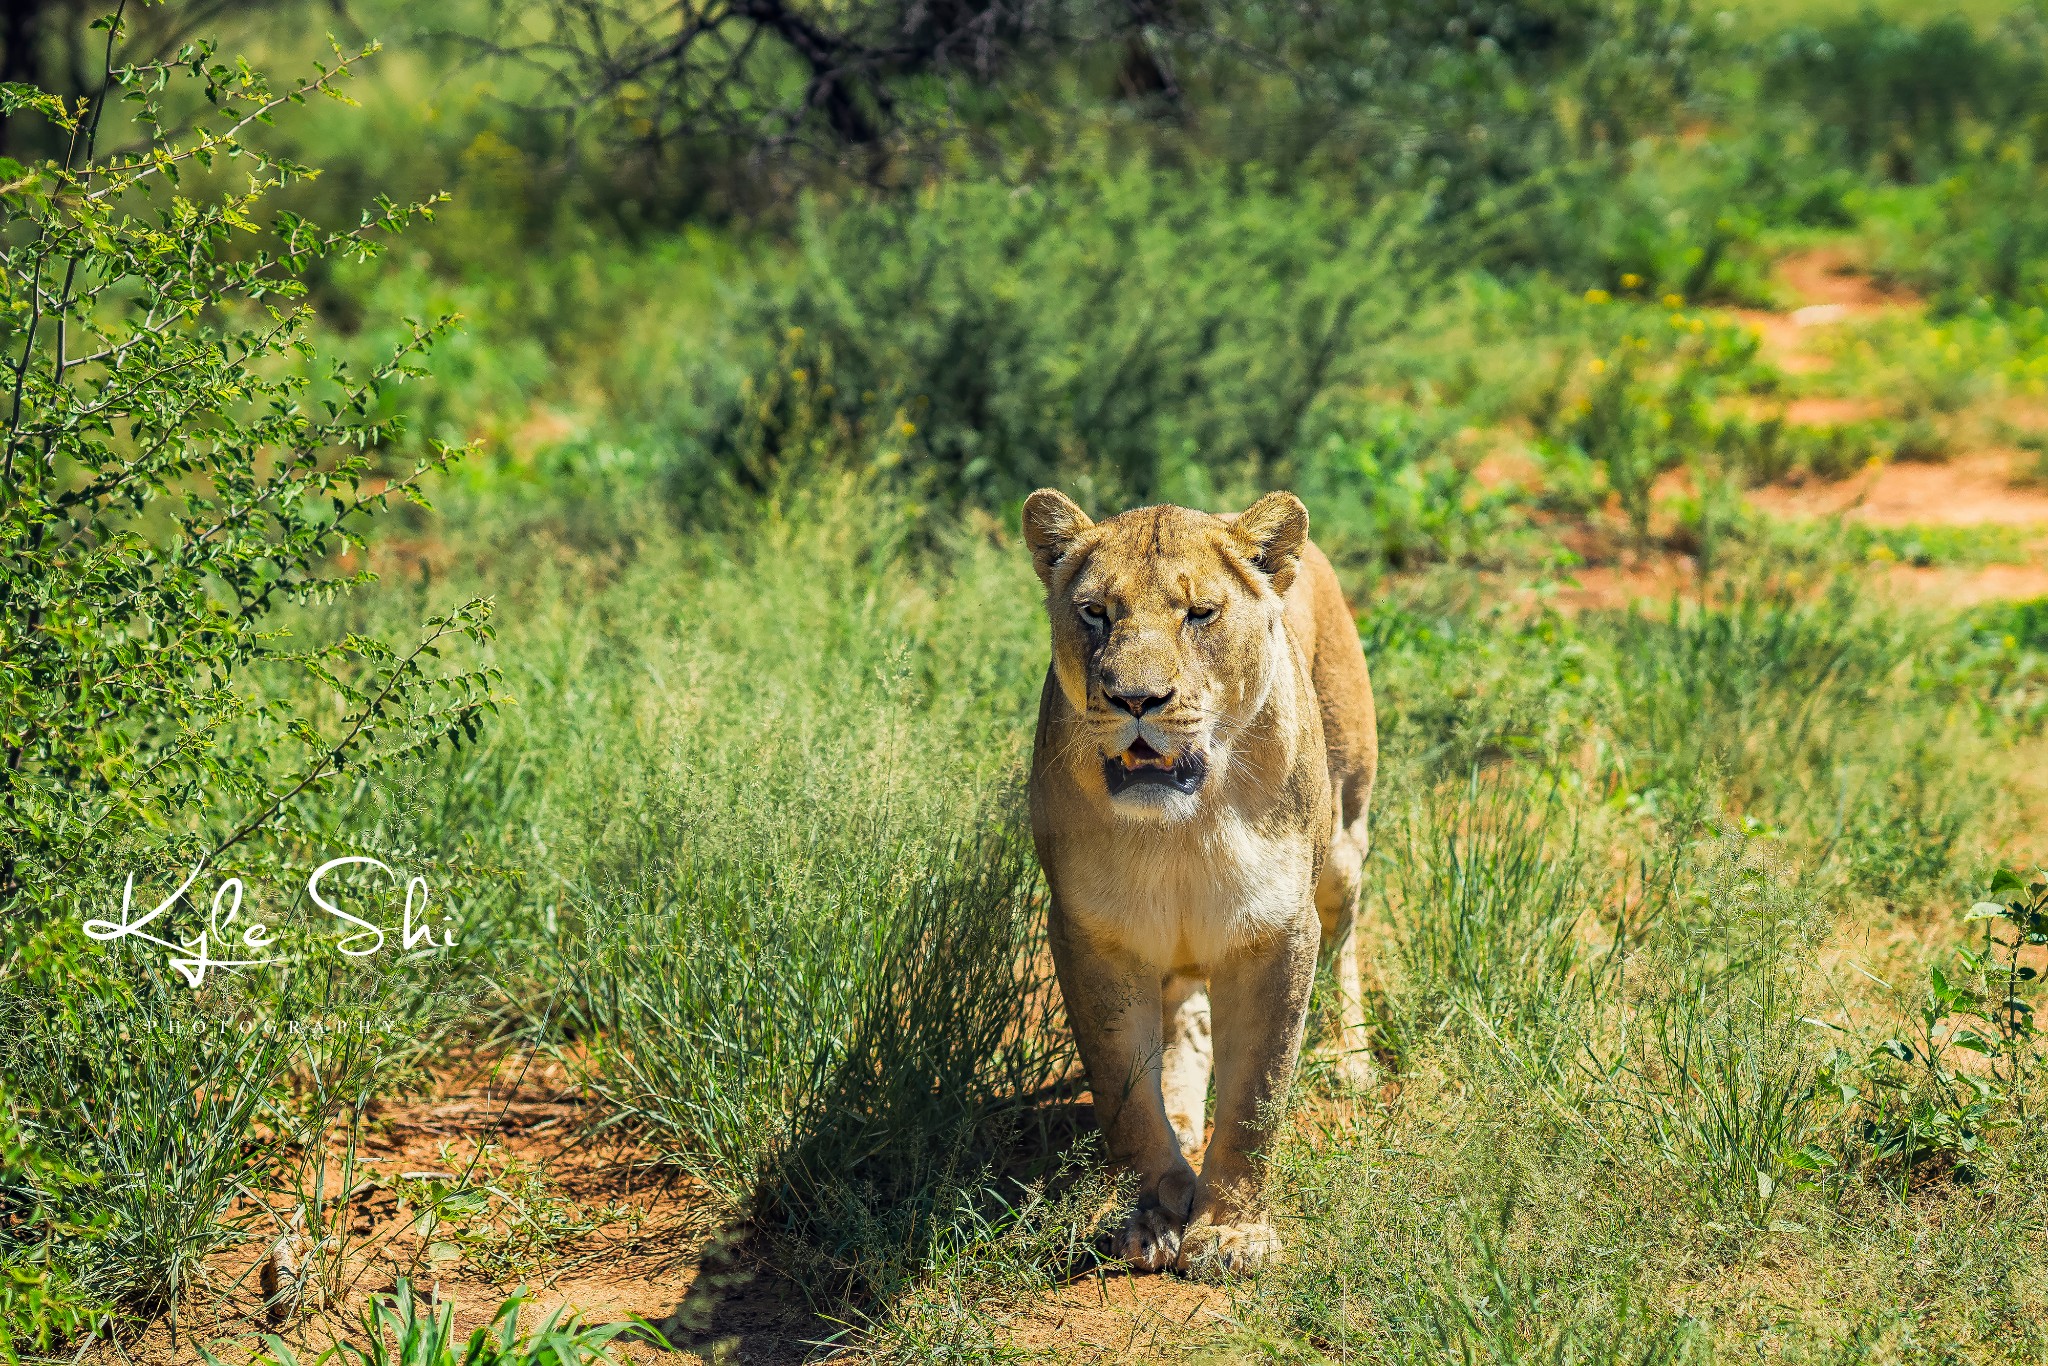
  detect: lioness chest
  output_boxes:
[1055,811,1320,973]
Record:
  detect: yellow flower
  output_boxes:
[1589,357,1608,374]
[1584,288,1611,305]
[790,368,807,383]
[1689,319,1705,334]
[899,420,918,438]
[1663,293,1684,309]
[1621,273,1642,289]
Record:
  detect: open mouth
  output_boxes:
[1103,737,1208,796]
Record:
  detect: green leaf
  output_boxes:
[1951,1030,1998,1054]
[1783,1143,1838,1171]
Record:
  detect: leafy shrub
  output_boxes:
[0,31,498,924]
[1723,416,1942,485]
[1801,872,2047,1187]
[1517,142,1790,304]
[1528,301,1756,537]
[1766,7,2048,183]
[679,162,1446,509]
[0,15,504,1329]
[1293,407,1523,572]
[1197,0,1702,189]
[0,1112,102,1358]
[1870,154,2048,311]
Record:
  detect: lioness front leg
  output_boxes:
[1179,915,1317,1277]
[1050,918,1196,1271]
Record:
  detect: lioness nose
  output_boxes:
[1109,687,1173,717]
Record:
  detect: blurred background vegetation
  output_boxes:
[7,0,2048,1360]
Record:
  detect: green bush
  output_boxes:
[676,161,1446,509]
[0,16,500,1327]
[1870,154,2048,311]
[1766,6,2048,183]
[1293,407,1520,572]
[0,33,497,925]
[0,1111,102,1359]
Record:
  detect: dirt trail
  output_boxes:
[103,1054,826,1366]
[1729,245,1918,376]
[100,1049,1285,1366]
[1475,251,2048,610]
[1717,250,2048,605]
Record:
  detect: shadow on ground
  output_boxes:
[620,1083,1101,1364]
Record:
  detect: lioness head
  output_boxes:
[1022,489,1309,822]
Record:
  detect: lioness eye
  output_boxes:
[1187,604,1217,623]
[1077,603,1107,627]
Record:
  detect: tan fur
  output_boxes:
[1021,490,1378,1277]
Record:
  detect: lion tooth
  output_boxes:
[1121,751,1140,770]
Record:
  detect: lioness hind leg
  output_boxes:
[1315,816,1376,1087]
[1160,974,1213,1156]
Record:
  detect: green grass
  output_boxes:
[12,0,2048,1359]
[285,486,2048,1359]
[12,460,2048,1358]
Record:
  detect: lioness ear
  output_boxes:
[1021,488,1094,588]
[1231,491,1309,596]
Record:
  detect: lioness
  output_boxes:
[1021,489,1377,1276]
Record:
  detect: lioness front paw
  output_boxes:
[1113,1204,1186,1273]
[1176,1219,1282,1278]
